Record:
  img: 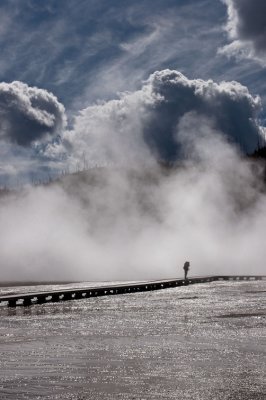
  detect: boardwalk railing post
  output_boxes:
[23,298,32,307]
[8,299,17,307]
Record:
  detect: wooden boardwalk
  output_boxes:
[0,275,264,307]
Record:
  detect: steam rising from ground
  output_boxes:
[62,69,263,166]
[1,70,264,185]
[0,112,265,281]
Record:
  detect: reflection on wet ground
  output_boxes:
[0,281,265,399]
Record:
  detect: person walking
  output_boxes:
[183,261,190,280]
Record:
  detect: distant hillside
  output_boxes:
[248,146,266,182]
[250,146,266,160]
[45,147,266,192]
[1,146,266,198]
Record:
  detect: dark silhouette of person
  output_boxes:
[183,261,190,280]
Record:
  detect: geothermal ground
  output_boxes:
[0,280,265,399]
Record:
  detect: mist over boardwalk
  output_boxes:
[0,280,265,399]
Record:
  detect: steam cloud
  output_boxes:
[221,0,266,64]
[62,70,264,167]
[0,70,266,281]
[0,81,66,146]
[1,114,266,281]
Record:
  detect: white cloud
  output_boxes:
[60,69,264,168]
[1,70,264,185]
[0,81,66,146]
[220,0,266,65]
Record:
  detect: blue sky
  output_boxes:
[0,0,264,109]
[0,0,266,184]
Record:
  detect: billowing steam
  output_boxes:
[60,69,264,167]
[0,81,66,146]
[0,108,265,281]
